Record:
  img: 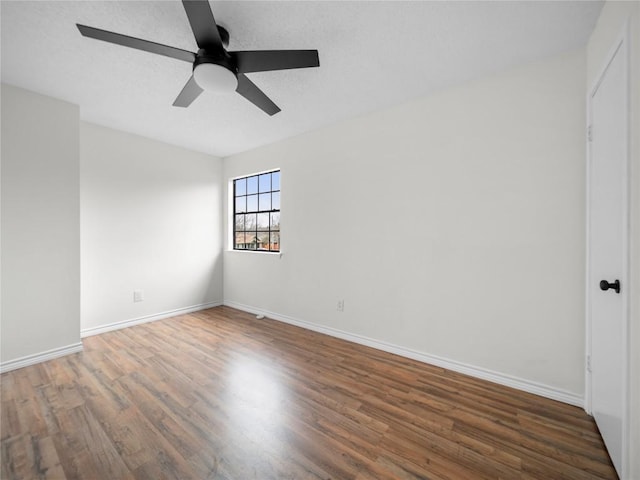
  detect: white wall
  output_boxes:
[223,50,586,400]
[587,2,640,477]
[1,84,81,367]
[80,122,223,334]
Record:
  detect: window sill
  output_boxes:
[226,249,282,258]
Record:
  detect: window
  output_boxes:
[233,170,280,252]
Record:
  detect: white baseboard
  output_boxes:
[0,342,84,374]
[81,301,222,338]
[224,301,584,408]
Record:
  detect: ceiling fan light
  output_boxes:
[193,63,238,93]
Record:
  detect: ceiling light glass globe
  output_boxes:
[193,63,238,93]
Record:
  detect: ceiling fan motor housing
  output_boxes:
[191,25,238,92]
[193,51,236,74]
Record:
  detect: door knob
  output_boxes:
[599,279,620,294]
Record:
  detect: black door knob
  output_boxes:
[599,279,621,294]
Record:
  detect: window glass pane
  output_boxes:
[234,232,245,249]
[259,174,271,193]
[244,213,257,231]
[235,178,246,196]
[258,193,271,211]
[272,191,280,210]
[235,196,246,213]
[232,170,280,252]
[246,194,258,212]
[247,234,257,250]
[270,212,280,231]
[234,214,245,231]
[257,232,270,250]
[270,232,280,251]
[257,213,270,231]
[247,176,258,194]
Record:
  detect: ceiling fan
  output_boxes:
[76,0,320,116]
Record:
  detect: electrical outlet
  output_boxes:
[337,300,344,312]
[133,290,144,302]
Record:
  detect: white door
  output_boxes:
[587,28,629,478]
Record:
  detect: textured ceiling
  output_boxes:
[1,1,602,158]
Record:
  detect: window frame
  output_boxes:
[231,169,281,253]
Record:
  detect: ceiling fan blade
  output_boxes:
[236,74,281,116]
[173,75,203,107]
[76,24,195,63]
[232,50,319,73]
[182,0,223,52]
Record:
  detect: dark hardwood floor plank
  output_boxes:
[1,398,21,442]
[1,306,617,479]
[58,404,134,480]
[378,431,501,480]
[369,453,452,480]
[29,435,67,479]
[453,418,617,479]
[1,434,31,480]
[24,365,51,390]
[12,374,50,439]
[517,410,610,452]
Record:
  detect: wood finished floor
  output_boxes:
[1,306,616,480]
